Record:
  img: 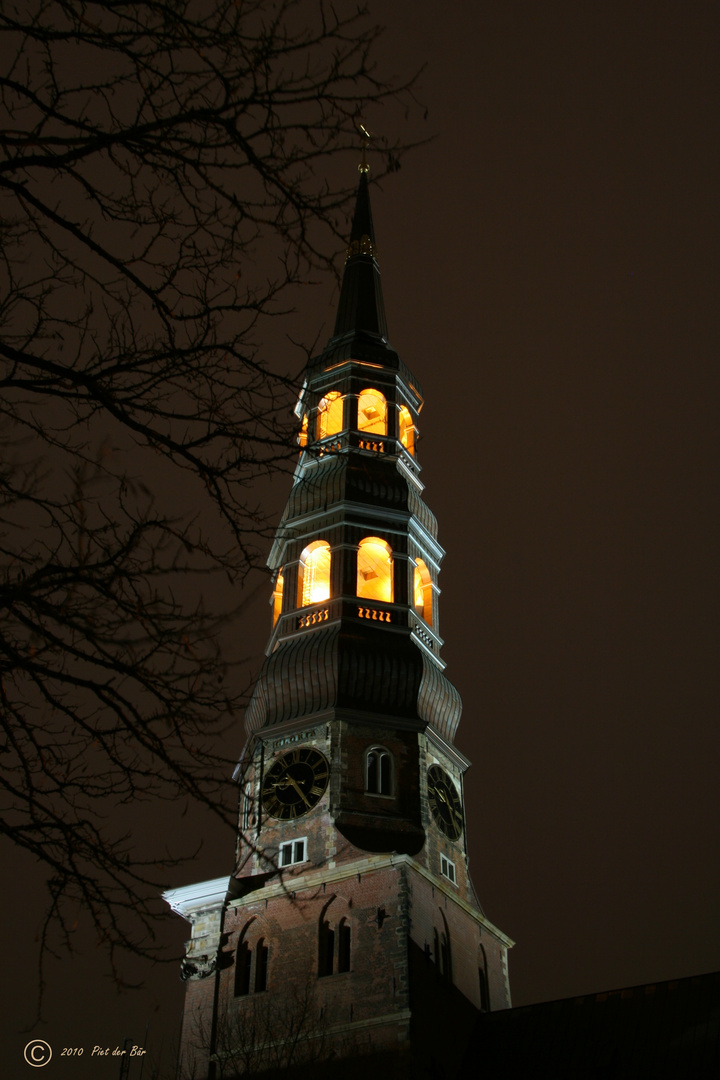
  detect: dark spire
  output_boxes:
[331,165,388,342]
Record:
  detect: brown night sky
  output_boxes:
[4,3,718,1075]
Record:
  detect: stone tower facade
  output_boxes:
[165,167,512,1080]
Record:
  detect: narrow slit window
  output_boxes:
[338,918,351,973]
[366,746,394,796]
[236,940,251,997]
[319,922,335,977]
[255,940,269,992]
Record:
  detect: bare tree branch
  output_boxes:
[0,0,424,982]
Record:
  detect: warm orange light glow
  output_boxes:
[299,541,331,606]
[413,559,433,626]
[358,388,387,436]
[297,415,308,448]
[272,571,284,626]
[357,537,393,602]
[316,391,343,439]
[399,406,415,455]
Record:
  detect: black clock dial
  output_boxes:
[427,764,464,840]
[261,747,329,820]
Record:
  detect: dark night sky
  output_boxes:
[4,3,719,1076]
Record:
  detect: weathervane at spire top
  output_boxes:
[358,121,372,173]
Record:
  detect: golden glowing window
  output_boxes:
[399,406,415,456]
[297,415,308,448]
[358,388,387,436]
[298,541,331,607]
[357,537,393,603]
[272,571,284,626]
[413,559,433,626]
[316,391,343,440]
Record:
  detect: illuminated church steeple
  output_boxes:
[165,164,512,1080]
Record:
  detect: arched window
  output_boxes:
[298,414,308,448]
[235,920,270,996]
[357,537,393,603]
[298,540,331,607]
[432,911,452,985]
[316,391,343,440]
[413,559,433,626]
[318,897,351,977]
[365,746,394,796]
[272,570,284,626]
[358,388,387,435]
[399,405,415,455]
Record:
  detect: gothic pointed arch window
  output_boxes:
[432,910,453,985]
[357,536,393,602]
[365,745,394,796]
[298,540,331,607]
[398,405,415,455]
[413,558,433,626]
[316,391,343,440]
[318,897,351,978]
[235,919,269,997]
[358,388,387,435]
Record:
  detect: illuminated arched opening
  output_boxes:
[357,537,393,602]
[316,391,343,440]
[413,559,433,626]
[297,414,308,448]
[358,388,387,435]
[272,571,284,626]
[298,540,331,607]
[399,405,415,455]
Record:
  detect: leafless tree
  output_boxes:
[0,0,422,979]
[184,976,335,1079]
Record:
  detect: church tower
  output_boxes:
[165,164,512,1079]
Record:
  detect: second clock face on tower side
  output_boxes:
[261,747,329,820]
[427,764,464,840]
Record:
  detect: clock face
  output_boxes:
[427,764,464,840]
[261,747,329,820]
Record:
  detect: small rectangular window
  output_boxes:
[440,855,456,884]
[279,838,307,867]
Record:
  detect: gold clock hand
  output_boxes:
[285,774,311,807]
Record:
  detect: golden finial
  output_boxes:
[358,122,372,173]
